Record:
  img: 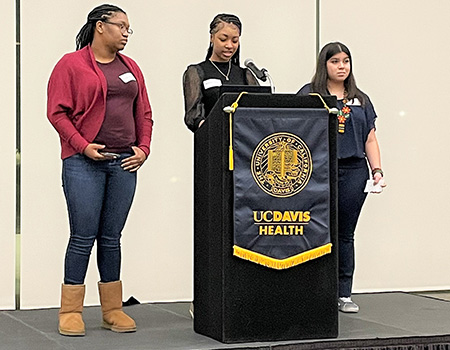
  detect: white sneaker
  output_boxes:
[189,302,194,319]
[338,297,359,313]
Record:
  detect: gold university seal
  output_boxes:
[251,132,312,198]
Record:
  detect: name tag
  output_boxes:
[347,98,361,106]
[119,72,136,83]
[203,78,222,90]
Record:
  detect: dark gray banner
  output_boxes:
[233,107,332,269]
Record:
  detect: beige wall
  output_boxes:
[321,1,450,292]
[3,0,448,309]
[19,0,315,308]
[1,0,16,310]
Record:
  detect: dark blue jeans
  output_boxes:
[62,153,136,285]
[338,158,369,297]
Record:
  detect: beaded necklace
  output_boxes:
[337,92,351,134]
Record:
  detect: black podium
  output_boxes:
[193,93,338,343]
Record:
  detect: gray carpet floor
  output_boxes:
[1,292,450,350]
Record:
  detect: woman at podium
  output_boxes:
[298,42,386,313]
[183,13,258,132]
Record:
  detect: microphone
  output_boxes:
[244,58,268,82]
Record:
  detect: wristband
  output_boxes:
[371,168,384,177]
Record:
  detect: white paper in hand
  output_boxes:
[364,178,385,193]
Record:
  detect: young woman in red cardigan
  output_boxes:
[47,4,153,336]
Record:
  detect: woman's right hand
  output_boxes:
[83,143,106,160]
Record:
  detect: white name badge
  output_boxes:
[119,72,136,83]
[203,78,222,90]
[347,98,361,106]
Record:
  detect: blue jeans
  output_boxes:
[337,158,369,297]
[62,153,136,285]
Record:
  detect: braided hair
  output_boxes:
[206,13,242,66]
[75,4,126,50]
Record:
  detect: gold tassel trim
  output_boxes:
[229,112,234,170]
[225,92,248,171]
[233,243,332,270]
[308,93,332,113]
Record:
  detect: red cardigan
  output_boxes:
[47,45,153,159]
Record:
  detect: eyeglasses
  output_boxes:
[102,21,133,35]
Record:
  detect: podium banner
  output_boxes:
[233,107,332,269]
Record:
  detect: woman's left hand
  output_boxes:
[372,173,387,193]
[122,146,147,172]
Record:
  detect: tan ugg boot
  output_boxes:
[98,281,136,333]
[58,284,85,336]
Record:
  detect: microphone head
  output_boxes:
[244,58,254,67]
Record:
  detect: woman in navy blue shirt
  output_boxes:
[298,42,386,313]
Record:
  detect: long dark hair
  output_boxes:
[75,4,126,50]
[205,13,242,66]
[311,42,365,104]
